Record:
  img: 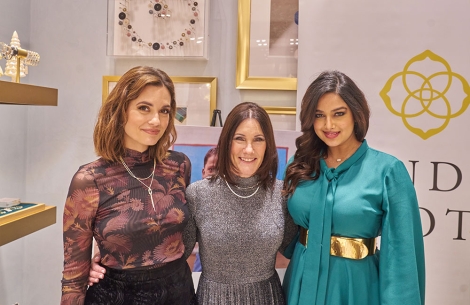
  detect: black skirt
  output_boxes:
[84,257,197,305]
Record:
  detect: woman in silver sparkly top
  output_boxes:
[88,102,298,304]
[183,102,298,304]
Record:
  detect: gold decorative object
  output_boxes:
[236,0,297,91]
[0,31,40,83]
[0,31,57,106]
[262,106,296,115]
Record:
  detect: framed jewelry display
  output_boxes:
[236,0,298,90]
[102,76,217,126]
[107,0,209,58]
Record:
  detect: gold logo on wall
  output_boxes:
[380,50,470,139]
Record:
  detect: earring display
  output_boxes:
[0,31,40,83]
[107,0,208,58]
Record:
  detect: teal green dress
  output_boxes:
[283,140,425,305]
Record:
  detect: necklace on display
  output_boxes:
[120,156,156,210]
[224,179,260,199]
[117,0,200,52]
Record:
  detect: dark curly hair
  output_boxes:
[283,70,370,196]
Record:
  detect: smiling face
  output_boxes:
[230,118,266,178]
[313,92,360,152]
[124,85,171,152]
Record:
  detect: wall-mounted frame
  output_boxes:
[262,106,297,131]
[102,76,217,126]
[107,0,209,58]
[262,106,296,115]
[236,0,298,90]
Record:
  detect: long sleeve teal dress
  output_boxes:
[283,140,425,305]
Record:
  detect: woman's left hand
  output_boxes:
[87,254,105,286]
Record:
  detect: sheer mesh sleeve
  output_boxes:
[61,166,99,305]
[182,154,192,188]
[182,182,197,260]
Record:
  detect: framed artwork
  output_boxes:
[102,76,217,126]
[236,0,298,90]
[262,106,296,115]
[107,0,209,58]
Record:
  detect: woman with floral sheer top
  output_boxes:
[61,66,196,305]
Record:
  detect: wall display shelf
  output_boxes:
[0,80,58,246]
[0,80,58,106]
[0,203,56,246]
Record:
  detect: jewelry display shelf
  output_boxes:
[0,203,56,246]
[0,80,58,106]
[0,80,58,245]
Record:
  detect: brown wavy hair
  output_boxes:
[283,70,370,196]
[215,102,278,190]
[93,66,177,163]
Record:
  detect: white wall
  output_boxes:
[0,1,31,304]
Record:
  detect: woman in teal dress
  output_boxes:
[282,70,425,305]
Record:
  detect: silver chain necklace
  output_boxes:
[234,182,259,190]
[120,157,156,210]
[224,179,260,199]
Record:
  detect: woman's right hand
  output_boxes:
[87,254,106,286]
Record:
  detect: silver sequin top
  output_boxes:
[184,176,298,304]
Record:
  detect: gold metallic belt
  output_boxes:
[299,227,376,260]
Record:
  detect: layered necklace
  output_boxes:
[120,156,157,210]
[224,179,260,199]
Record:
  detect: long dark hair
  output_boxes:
[283,70,370,196]
[215,102,278,190]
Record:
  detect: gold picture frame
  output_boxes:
[236,0,298,90]
[102,76,217,126]
[262,106,296,115]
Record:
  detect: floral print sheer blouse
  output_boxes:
[61,149,191,304]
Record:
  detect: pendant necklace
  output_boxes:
[224,179,260,199]
[332,142,362,163]
[120,156,156,210]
